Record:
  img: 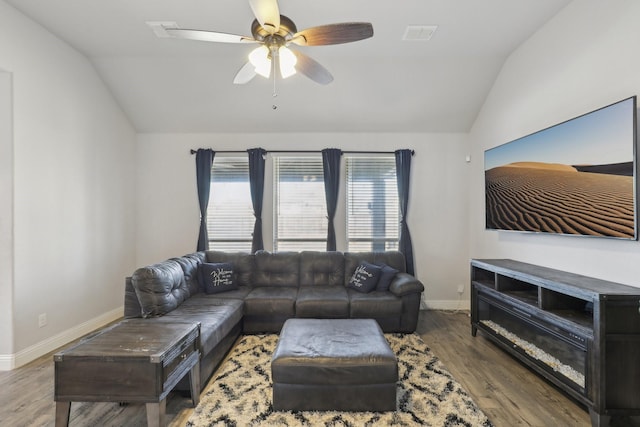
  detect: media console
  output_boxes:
[470,259,640,427]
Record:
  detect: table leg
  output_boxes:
[189,361,201,407]
[55,401,71,427]
[146,399,166,427]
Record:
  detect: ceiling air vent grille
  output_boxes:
[402,25,438,41]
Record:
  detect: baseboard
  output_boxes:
[423,299,470,311]
[0,306,123,371]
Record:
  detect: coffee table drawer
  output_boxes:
[162,331,199,392]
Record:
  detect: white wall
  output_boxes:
[0,2,137,367]
[136,132,470,309]
[468,1,640,286]
[0,71,14,358]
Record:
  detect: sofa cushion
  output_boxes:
[253,251,300,287]
[347,261,382,293]
[205,251,255,287]
[348,289,403,317]
[376,264,399,292]
[201,286,253,300]
[296,286,349,318]
[170,252,204,296]
[131,260,189,317]
[199,262,237,294]
[151,296,243,356]
[244,287,298,316]
[299,251,345,287]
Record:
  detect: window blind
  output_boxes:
[274,156,327,251]
[346,156,400,251]
[207,156,254,251]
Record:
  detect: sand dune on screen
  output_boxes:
[485,164,635,238]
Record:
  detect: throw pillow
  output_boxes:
[376,264,399,292]
[347,261,382,293]
[199,262,237,294]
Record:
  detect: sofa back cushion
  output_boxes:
[344,251,406,285]
[131,260,189,317]
[253,251,300,287]
[169,252,205,296]
[299,251,345,287]
[205,251,255,287]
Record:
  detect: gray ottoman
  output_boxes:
[271,318,398,412]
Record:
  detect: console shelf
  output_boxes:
[470,259,640,427]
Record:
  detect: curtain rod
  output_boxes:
[189,149,415,156]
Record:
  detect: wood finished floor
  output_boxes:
[0,310,632,426]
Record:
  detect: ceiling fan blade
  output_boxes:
[291,22,373,46]
[233,62,257,84]
[292,50,333,85]
[248,0,280,34]
[165,28,257,44]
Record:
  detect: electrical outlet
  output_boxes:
[457,284,464,294]
[38,313,47,328]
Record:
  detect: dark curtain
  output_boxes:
[248,148,266,253]
[395,149,415,275]
[322,148,342,251]
[196,149,215,251]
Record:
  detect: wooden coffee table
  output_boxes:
[54,319,200,427]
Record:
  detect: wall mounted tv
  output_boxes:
[484,96,638,240]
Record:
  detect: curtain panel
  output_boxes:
[195,149,215,251]
[395,149,415,275]
[322,148,342,251]
[248,148,267,253]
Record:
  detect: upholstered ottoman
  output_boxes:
[271,318,398,412]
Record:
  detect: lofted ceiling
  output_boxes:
[5,0,572,133]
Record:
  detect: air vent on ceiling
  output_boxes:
[146,21,179,38]
[402,25,438,41]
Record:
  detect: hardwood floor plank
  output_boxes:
[0,310,634,426]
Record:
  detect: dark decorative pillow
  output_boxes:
[376,264,399,292]
[199,262,237,294]
[347,261,382,293]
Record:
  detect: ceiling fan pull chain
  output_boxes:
[272,51,278,109]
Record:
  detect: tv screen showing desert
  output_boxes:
[485,97,637,239]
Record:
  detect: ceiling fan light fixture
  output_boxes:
[249,45,271,78]
[278,46,297,78]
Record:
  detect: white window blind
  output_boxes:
[346,156,399,251]
[274,156,327,251]
[207,156,254,252]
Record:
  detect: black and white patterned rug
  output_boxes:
[186,333,493,426]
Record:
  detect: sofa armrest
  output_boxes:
[389,273,424,297]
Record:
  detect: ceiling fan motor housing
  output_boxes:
[251,15,297,43]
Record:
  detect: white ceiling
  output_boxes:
[6,0,572,133]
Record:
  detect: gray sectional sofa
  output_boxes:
[123,250,424,391]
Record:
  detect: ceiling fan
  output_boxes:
[157,0,373,85]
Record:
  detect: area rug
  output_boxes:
[186,333,493,426]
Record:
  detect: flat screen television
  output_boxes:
[484,96,638,240]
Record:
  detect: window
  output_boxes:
[274,156,327,251]
[207,157,254,251]
[346,156,399,251]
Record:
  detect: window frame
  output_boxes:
[206,155,254,252]
[272,155,328,252]
[345,155,400,252]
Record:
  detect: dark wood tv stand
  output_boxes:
[470,259,640,427]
